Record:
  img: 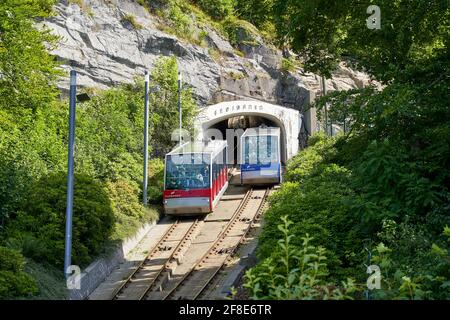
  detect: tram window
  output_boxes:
[165,154,211,189]
[244,136,258,164]
[244,135,278,165]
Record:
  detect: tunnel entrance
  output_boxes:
[207,115,279,166]
[195,100,301,166]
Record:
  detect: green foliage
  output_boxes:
[235,0,275,41]
[7,173,114,268]
[121,14,143,30]
[259,139,365,281]
[369,224,450,299]
[74,84,146,182]
[149,56,198,156]
[245,216,356,299]
[280,57,295,73]
[147,158,165,204]
[0,105,67,226]
[107,179,159,241]
[0,0,61,114]
[23,258,67,300]
[271,0,449,80]
[194,0,236,20]
[0,246,38,299]
[222,16,261,47]
[271,2,450,300]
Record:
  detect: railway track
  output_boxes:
[160,187,271,300]
[112,217,202,300]
[110,186,271,300]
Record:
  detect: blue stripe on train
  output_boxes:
[241,163,280,172]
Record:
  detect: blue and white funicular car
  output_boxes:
[240,127,281,185]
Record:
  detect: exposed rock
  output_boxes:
[44,0,373,111]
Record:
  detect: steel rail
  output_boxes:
[193,187,271,300]
[161,188,259,300]
[138,218,202,300]
[111,218,195,299]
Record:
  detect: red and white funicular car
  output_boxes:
[163,140,228,215]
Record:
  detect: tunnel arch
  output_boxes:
[194,100,302,165]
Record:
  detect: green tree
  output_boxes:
[194,0,236,20]
[0,0,60,114]
[150,56,198,157]
[0,246,38,298]
[8,173,114,268]
[272,0,449,80]
[236,0,274,30]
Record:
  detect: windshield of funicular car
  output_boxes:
[165,153,211,190]
[244,135,278,165]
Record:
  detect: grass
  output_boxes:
[208,48,222,62]
[227,71,246,81]
[24,259,68,300]
[110,204,160,242]
[68,0,94,17]
[121,14,143,30]
[19,204,160,299]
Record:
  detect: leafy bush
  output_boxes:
[7,173,114,268]
[0,105,66,226]
[245,217,356,299]
[106,179,159,241]
[222,16,261,47]
[147,158,165,204]
[281,57,295,73]
[149,56,198,157]
[194,0,236,20]
[368,223,450,300]
[0,246,38,299]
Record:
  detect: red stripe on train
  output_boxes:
[164,189,211,199]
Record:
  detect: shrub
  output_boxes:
[8,173,114,268]
[0,246,38,299]
[245,216,356,299]
[258,134,365,282]
[194,0,236,20]
[121,14,143,30]
[147,158,165,204]
[222,16,261,47]
[281,57,295,73]
[367,224,450,300]
[107,179,159,240]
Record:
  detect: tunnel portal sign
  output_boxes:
[197,100,302,161]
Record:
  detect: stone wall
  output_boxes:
[44,0,373,111]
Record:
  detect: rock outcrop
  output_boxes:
[44,0,375,111]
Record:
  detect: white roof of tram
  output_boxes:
[241,127,280,138]
[167,140,227,157]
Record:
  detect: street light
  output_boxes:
[178,71,182,145]
[143,71,150,205]
[64,70,77,278]
[142,72,160,206]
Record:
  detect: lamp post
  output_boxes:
[178,71,182,145]
[143,71,150,205]
[321,75,328,135]
[64,70,77,278]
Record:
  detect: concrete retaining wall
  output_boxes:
[68,220,157,300]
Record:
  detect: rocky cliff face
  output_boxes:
[44,0,375,111]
